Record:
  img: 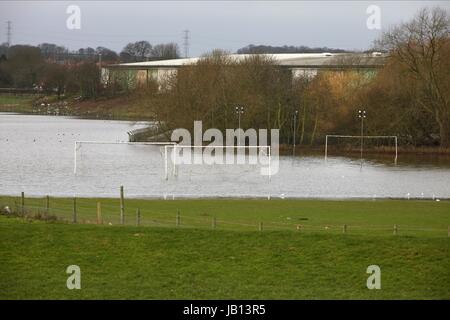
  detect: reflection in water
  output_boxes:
[322,151,450,168]
[1,113,449,199]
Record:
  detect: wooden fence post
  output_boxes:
[136,208,141,227]
[259,222,263,232]
[97,202,102,224]
[45,195,50,214]
[176,210,180,226]
[343,224,347,234]
[72,197,77,223]
[120,186,125,225]
[212,217,216,229]
[393,224,398,235]
[21,192,24,215]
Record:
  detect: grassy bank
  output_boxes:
[0,93,155,120]
[0,94,36,113]
[0,197,449,299]
[0,213,449,299]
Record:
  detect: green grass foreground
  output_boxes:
[0,198,449,299]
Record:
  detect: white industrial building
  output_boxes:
[102,52,386,88]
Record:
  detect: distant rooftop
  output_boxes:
[108,52,387,69]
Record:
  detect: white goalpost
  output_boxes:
[73,141,177,175]
[73,141,272,182]
[163,145,272,181]
[324,135,398,164]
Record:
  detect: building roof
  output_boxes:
[107,52,387,69]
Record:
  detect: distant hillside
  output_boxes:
[236,44,350,54]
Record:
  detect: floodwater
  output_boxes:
[1,113,449,199]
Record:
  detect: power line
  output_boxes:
[183,29,189,58]
[12,29,180,39]
[6,20,12,47]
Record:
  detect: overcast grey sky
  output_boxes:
[1,1,449,56]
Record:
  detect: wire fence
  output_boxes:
[1,193,449,238]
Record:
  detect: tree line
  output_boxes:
[0,40,180,64]
[237,44,349,54]
[0,40,180,95]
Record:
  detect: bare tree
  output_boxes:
[42,63,68,98]
[95,47,118,62]
[375,7,450,147]
[151,43,180,59]
[120,41,152,62]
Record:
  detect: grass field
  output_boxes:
[0,93,154,120]
[0,95,35,113]
[0,196,449,236]
[0,198,449,299]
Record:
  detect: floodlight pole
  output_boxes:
[358,110,366,168]
[98,53,102,80]
[293,110,299,156]
[235,106,244,145]
[394,136,398,165]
